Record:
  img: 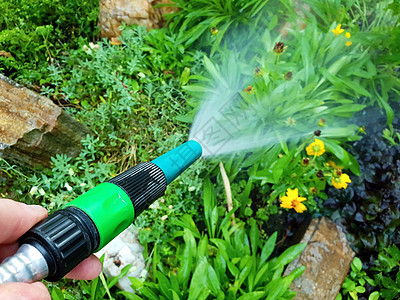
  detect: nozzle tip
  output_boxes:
[151,140,203,184]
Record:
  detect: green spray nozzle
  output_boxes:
[0,140,203,284]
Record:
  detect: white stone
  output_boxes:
[95,225,146,292]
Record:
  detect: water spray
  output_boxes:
[0,140,202,284]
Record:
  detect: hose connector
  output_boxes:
[0,244,48,284]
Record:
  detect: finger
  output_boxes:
[0,199,48,244]
[65,255,102,280]
[0,243,18,262]
[0,282,50,300]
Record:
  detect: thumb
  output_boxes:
[0,282,50,300]
[0,199,48,244]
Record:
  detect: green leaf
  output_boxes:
[227,260,240,276]
[351,257,363,273]
[376,86,394,129]
[386,244,400,261]
[249,218,260,254]
[348,153,361,176]
[178,228,196,287]
[349,290,358,300]
[90,275,99,300]
[175,113,193,124]
[236,291,266,300]
[203,55,228,89]
[214,251,227,282]
[234,258,253,292]
[51,287,65,300]
[260,232,277,267]
[118,291,144,300]
[188,258,216,300]
[247,254,257,292]
[368,291,380,300]
[289,265,306,279]
[203,177,217,238]
[171,290,181,300]
[206,263,222,296]
[210,206,219,239]
[129,278,159,300]
[272,265,284,280]
[182,84,208,94]
[233,227,250,257]
[108,264,131,289]
[184,22,209,46]
[271,243,306,270]
[198,235,209,258]
[254,262,270,287]
[211,238,229,261]
[157,271,173,298]
[355,286,366,293]
[378,253,397,269]
[323,139,350,166]
[329,104,366,116]
[171,214,201,238]
[180,67,190,85]
[264,275,293,300]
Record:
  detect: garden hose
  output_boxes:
[0,140,202,284]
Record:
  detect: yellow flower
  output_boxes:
[345,41,352,46]
[211,27,219,35]
[255,67,263,77]
[326,160,337,168]
[345,32,351,38]
[243,85,254,94]
[332,24,344,35]
[306,139,326,156]
[331,173,351,189]
[110,37,122,45]
[359,126,366,134]
[280,188,307,213]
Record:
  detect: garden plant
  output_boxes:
[0,0,399,299]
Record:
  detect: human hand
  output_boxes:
[0,199,102,300]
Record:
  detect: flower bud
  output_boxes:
[284,71,293,80]
[302,157,310,166]
[255,67,263,77]
[273,42,285,54]
[314,130,321,136]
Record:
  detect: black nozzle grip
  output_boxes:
[19,206,100,281]
[107,162,167,216]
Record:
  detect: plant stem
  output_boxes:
[219,161,236,225]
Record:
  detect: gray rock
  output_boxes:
[0,74,91,167]
[98,0,178,39]
[284,217,355,300]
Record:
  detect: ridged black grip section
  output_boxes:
[20,207,100,281]
[107,162,167,216]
